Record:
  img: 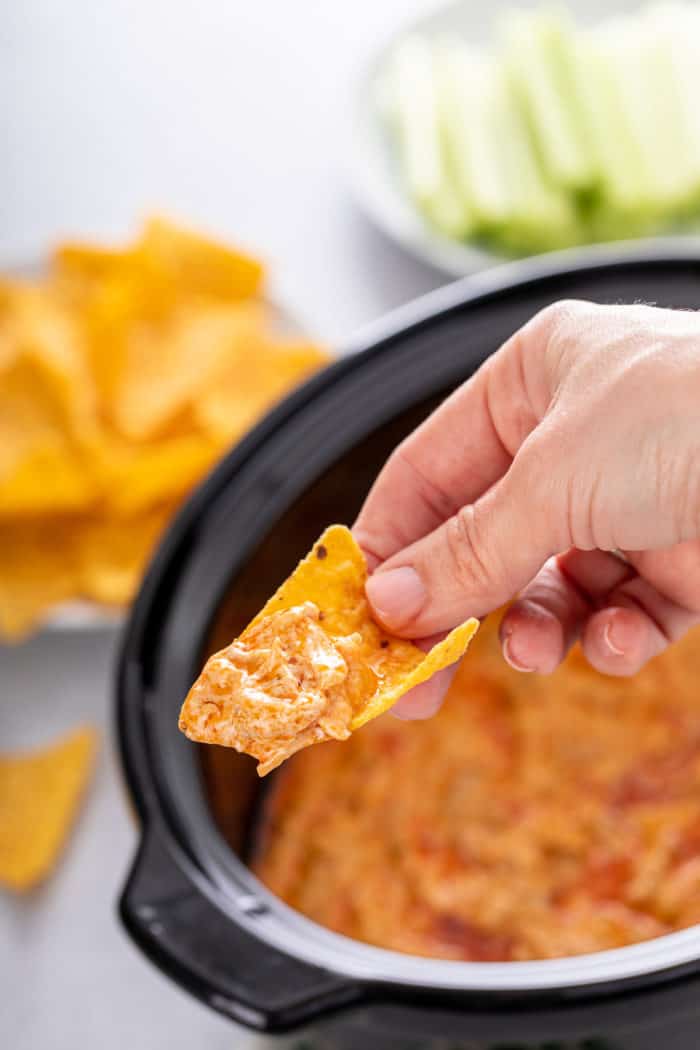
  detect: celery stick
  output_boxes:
[492,60,582,251]
[433,40,513,229]
[558,19,663,238]
[552,17,652,223]
[422,172,474,239]
[499,8,596,197]
[645,3,700,212]
[433,34,579,251]
[384,35,472,237]
[636,11,697,210]
[592,13,695,215]
[385,36,444,205]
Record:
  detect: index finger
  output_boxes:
[353,313,547,569]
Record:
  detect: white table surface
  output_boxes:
[0,2,451,1047]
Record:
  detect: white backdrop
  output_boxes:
[1,0,447,342]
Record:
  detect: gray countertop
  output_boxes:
[0,1,446,1046]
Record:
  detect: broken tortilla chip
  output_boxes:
[0,726,97,891]
[179,525,478,775]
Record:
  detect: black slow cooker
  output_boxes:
[117,248,700,1049]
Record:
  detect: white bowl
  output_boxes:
[348,0,691,276]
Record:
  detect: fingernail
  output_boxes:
[502,632,535,673]
[603,620,625,656]
[365,567,426,629]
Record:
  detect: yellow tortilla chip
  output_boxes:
[0,360,96,516]
[53,221,264,427]
[75,502,177,606]
[0,281,98,430]
[0,503,177,637]
[110,302,266,440]
[53,217,264,316]
[51,242,137,301]
[95,432,220,514]
[0,727,97,891]
[0,287,100,515]
[196,333,328,442]
[138,216,265,302]
[179,525,478,774]
[0,518,81,639]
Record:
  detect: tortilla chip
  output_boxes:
[196,334,328,442]
[95,432,219,513]
[179,525,478,773]
[75,502,177,605]
[53,221,264,427]
[0,727,97,891]
[50,243,138,311]
[0,518,81,639]
[110,302,266,440]
[0,503,177,636]
[0,365,96,516]
[0,281,98,429]
[0,288,100,515]
[138,216,264,301]
[53,216,264,314]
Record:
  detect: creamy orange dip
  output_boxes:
[252,616,700,961]
[180,602,366,775]
[179,526,478,774]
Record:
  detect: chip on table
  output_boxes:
[179,525,479,775]
[0,726,97,891]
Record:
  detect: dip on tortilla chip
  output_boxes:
[178,525,478,774]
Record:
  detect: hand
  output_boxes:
[353,300,700,718]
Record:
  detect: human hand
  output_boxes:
[353,300,700,718]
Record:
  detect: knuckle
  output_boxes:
[518,428,579,551]
[535,299,591,343]
[447,503,497,596]
[528,300,596,391]
[383,441,407,480]
[393,441,456,520]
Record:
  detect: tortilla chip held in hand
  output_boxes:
[179,525,479,775]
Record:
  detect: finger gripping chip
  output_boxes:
[179,525,478,774]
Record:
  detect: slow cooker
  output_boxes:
[117,248,700,1049]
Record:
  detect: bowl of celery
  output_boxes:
[350,0,700,274]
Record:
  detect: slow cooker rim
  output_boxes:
[117,244,700,1003]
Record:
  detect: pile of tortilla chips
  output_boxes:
[0,217,329,639]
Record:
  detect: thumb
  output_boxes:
[365,445,563,637]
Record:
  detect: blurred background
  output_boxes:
[1,5,445,1047]
[4,1,700,1047]
[2,1,448,340]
